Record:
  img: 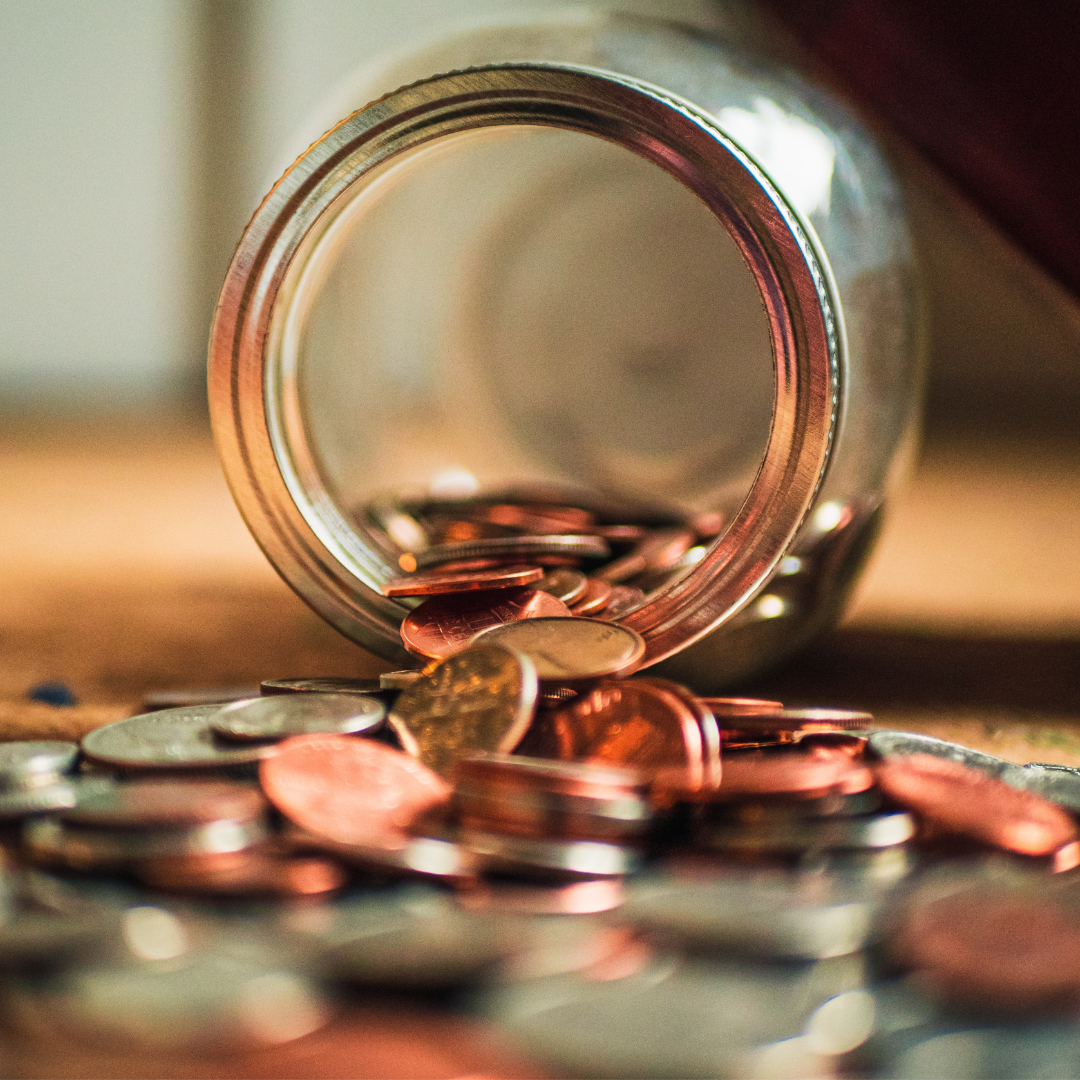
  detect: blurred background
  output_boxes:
[2,0,1078,761]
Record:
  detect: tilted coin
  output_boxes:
[411,534,610,571]
[259,734,450,849]
[260,677,384,696]
[637,678,722,791]
[595,527,695,584]
[211,693,385,742]
[874,753,1080,863]
[381,564,544,597]
[869,730,1014,778]
[463,830,638,880]
[379,668,427,690]
[400,587,572,661]
[698,810,916,855]
[81,706,274,769]
[523,680,706,790]
[598,585,646,619]
[569,577,613,616]
[141,687,261,711]
[388,644,538,778]
[58,779,266,829]
[535,568,588,605]
[471,617,646,684]
[1003,762,1080,813]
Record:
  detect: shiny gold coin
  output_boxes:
[387,644,538,778]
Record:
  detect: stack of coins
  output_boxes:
[0,742,81,819]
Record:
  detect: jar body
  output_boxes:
[210,4,922,691]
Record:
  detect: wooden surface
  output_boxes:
[2,414,1078,765]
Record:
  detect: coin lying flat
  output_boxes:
[211,693,385,742]
[136,850,347,898]
[260,677,384,696]
[698,698,784,716]
[141,687,261,711]
[598,585,646,619]
[58,779,266,829]
[411,534,610,571]
[0,742,79,785]
[81,706,275,769]
[569,577,613,616]
[382,564,545,597]
[259,734,450,849]
[463,830,638,880]
[595,528,695,584]
[699,810,915,855]
[535,569,588,605]
[388,645,538,778]
[400,588,572,662]
[471,617,646,685]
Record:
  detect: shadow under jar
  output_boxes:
[208,5,922,692]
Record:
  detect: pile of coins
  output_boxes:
[4,603,1080,1075]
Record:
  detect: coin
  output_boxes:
[400,587,572,661]
[379,668,427,690]
[457,879,624,916]
[698,697,785,716]
[463,830,638,880]
[535,568,588,605]
[869,730,1014,778]
[637,678,722,790]
[699,810,915,855]
[260,677,384,696]
[81,706,275,769]
[411,534,609,571]
[381,564,544,597]
[137,850,348,898]
[259,734,450,848]
[874,753,1079,859]
[0,781,79,819]
[569,577,613,616]
[1004,762,1080,813]
[211,693,385,742]
[388,644,538,777]
[526,680,706,790]
[471,617,646,684]
[58,779,266,829]
[595,527,695,583]
[141,687,261,712]
[0,741,79,787]
[710,750,868,801]
[598,585,646,619]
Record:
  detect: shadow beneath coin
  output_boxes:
[739,629,1080,718]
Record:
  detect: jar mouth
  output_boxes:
[209,63,839,668]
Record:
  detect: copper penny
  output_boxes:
[470,504,596,535]
[382,564,544,597]
[636,678,721,791]
[599,585,646,619]
[698,697,784,716]
[59,779,266,830]
[455,753,645,801]
[874,752,1078,858]
[400,587,571,661]
[387,644,538,778]
[595,528,695,583]
[570,577,613,616]
[528,680,706,790]
[710,750,866,801]
[535,568,588,605]
[891,884,1080,1014]
[138,849,347,897]
[259,734,450,849]
[413,535,609,571]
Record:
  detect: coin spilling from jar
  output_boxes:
[3,598,1080,1079]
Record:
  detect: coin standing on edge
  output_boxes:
[388,644,538,778]
[211,693,385,742]
[400,587,572,662]
[471,617,646,685]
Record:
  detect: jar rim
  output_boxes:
[208,62,839,668]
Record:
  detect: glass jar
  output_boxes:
[208,3,922,692]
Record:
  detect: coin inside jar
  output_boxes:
[535,569,588,605]
[470,617,646,685]
[409,534,609,572]
[400,587,572,661]
[211,693,385,742]
[259,734,450,849]
[569,577,613,616]
[381,564,544,597]
[388,644,538,778]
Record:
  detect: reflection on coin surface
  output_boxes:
[413,534,609,571]
[869,730,1013,778]
[1004,763,1080,813]
[260,677,384,696]
[401,588,572,661]
[379,669,426,690]
[59,779,266,829]
[569,577,613,616]
[471,617,646,684]
[0,742,79,784]
[137,850,347,897]
[535,569,588,605]
[712,752,866,800]
[698,697,784,716]
[388,645,538,778]
[212,693,385,742]
[875,753,1079,859]
[81,706,275,769]
[463,830,638,880]
[260,734,450,848]
[382,564,544,597]
[599,585,646,619]
[529,680,705,789]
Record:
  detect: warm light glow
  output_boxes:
[429,467,479,499]
[756,594,787,619]
[122,906,187,961]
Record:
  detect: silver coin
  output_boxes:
[470,617,646,683]
[1002,762,1080,813]
[0,781,78,820]
[260,677,384,696]
[868,730,1014,778]
[600,584,647,619]
[142,687,261,711]
[379,669,426,690]
[462,830,638,880]
[81,706,275,769]
[212,693,385,742]
[716,787,884,824]
[536,569,588,605]
[23,816,268,870]
[699,810,915,855]
[0,742,79,790]
[413,534,610,570]
[620,869,882,959]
